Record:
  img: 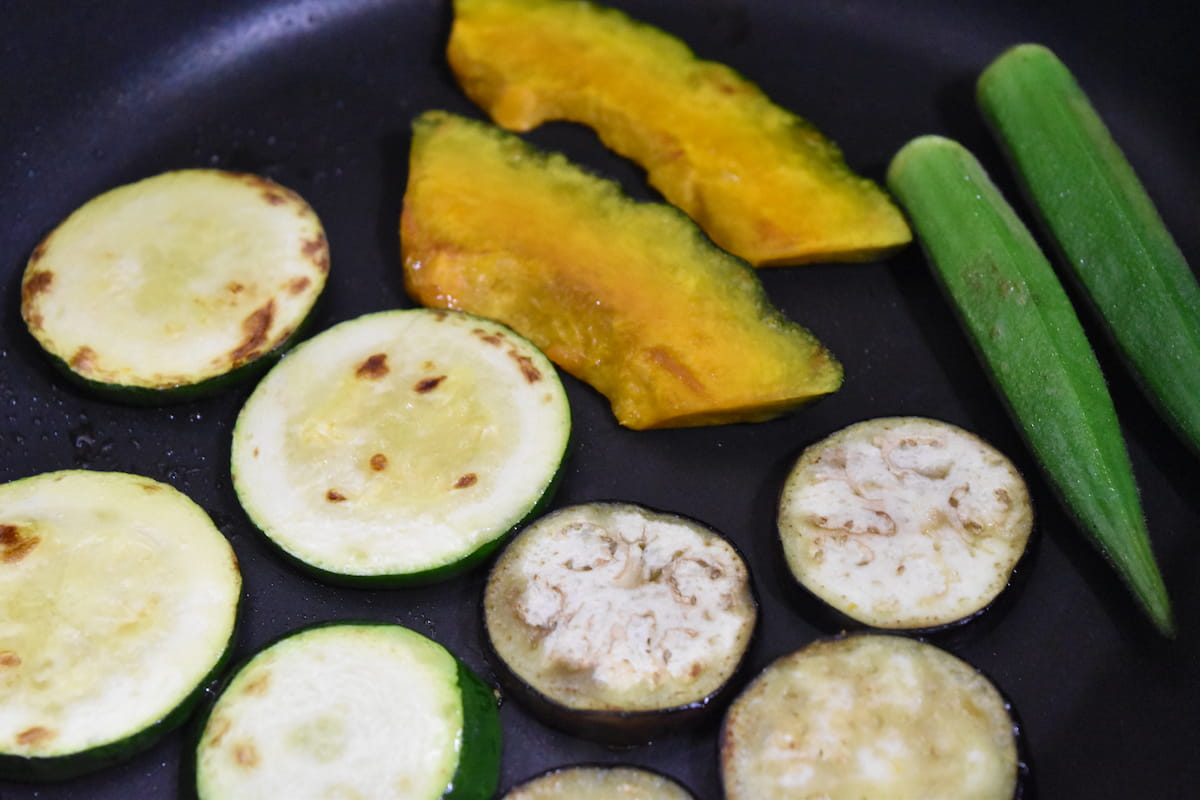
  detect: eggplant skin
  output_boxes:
[482,502,759,745]
[720,634,1024,800]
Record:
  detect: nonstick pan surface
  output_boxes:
[2,1,1198,797]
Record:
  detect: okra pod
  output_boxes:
[887,134,1173,636]
[978,43,1200,454]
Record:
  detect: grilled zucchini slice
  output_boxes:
[231,308,571,585]
[192,622,501,800]
[0,470,241,780]
[21,169,328,401]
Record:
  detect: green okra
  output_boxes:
[978,43,1200,455]
[887,134,1174,637]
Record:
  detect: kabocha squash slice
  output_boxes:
[400,111,843,430]
[446,0,911,266]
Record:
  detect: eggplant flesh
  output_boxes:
[720,634,1023,799]
[502,764,695,799]
[483,502,757,744]
[778,417,1033,630]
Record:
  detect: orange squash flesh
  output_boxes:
[447,0,911,267]
[400,111,843,430]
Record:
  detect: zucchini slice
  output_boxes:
[503,764,695,799]
[720,634,1022,800]
[483,502,757,744]
[193,622,501,800]
[21,169,328,401]
[230,308,571,585]
[0,470,241,781]
[777,417,1034,630]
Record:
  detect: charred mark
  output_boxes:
[0,651,20,667]
[473,328,504,347]
[230,300,275,363]
[510,351,542,383]
[16,727,54,747]
[415,375,446,393]
[69,346,97,372]
[1,524,40,563]
[370,453,388,471]
[326,490,347,503]
[205,716,232,748]
[301,234,330,273]
[28,239,48,263]
[454,473,478,489]
[356,353,389,379]
[22,270,53,307]
[288,276,311,295]
[244,673,270,697]
[645,347,704,394]
[233,740,261,768]
[262,190,287,206]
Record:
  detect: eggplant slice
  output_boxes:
[720,633,1023,799]
[502,764,695,799]
[777,416,1033,630]
[483,502,758,744]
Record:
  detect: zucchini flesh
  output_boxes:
[193,622,500,800]
[484,502,757,744]
[20,169,328,401]
[0,470,241,780]
[720,634,1020,799]
[230,308,571,585]
[978,44,1200,454]
[886,135,1173,636]
[778,416,1033,630]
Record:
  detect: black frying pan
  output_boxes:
[2,1,1198,797]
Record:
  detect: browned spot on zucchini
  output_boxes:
[69,346,97,372]
[16,726,55,747]
[233,740,261,768]
[415,375,446,393]
[205,716,233,748]
[454,473,478,489]
[356,353,389,379]
[510,350,542,383]
[28,239,48,263]
[288,275,312,295]
[1,524,40,563]
[21,270,53,307]
[227,281,245,294]
[473,327,504,346]
[302,233,330,273]
[262,190,287,206]
[230,300,276,363]
[0,650,20,667]
[244,672,271,696]
[326,489,347,503]
[370,453,388,471]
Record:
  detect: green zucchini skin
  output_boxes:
[977,43,1200,455]
[886,135,1173,637]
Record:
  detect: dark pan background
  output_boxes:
[2,1,1198,798]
